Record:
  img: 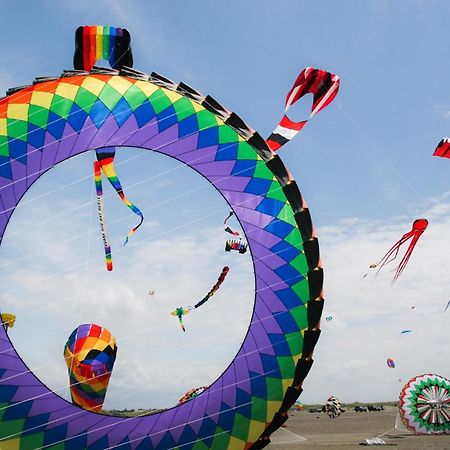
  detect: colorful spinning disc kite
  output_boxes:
[399,374,450,434]
[0,24,337,449]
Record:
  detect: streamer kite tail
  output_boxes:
[224,211,240,236]
[193,266,230,309]
[95,147,144,246]
[94,161,113,271]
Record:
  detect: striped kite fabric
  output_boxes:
[64,324,118,412]
[433,138,450,158]
[95,147,144,246]
[74,25,133,72]
[267,67,340,151]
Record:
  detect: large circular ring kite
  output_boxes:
[0,26,330,449]
[399,374,450,435]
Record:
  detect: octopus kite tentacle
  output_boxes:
[375,219,428,284]
[95,147,144,246]
[94,161,113,271]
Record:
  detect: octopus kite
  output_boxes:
[370,219,428,284]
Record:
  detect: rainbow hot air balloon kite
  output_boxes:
[0,24,339,448]
[64,323,117,412]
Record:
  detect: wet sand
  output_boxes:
[269,406,450,450]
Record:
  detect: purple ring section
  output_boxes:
[0,116,288,447]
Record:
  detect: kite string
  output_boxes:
[335,100,421,198]
[67,155,96,401]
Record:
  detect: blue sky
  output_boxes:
[0,1,449,409]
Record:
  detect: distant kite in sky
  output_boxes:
[223,211,240,236]
[400,330,412,335]
[178,387,208,405]
[387,358,396,369]
[433,138,450,159]
[372,219,428,284]
[444,300,450,313]
[225,239,248,254]
[1,313,15,333]
[325,316,333,321]
[266,67,340,151]
[171,307,190,332]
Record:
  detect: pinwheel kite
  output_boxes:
[399,374,450,434]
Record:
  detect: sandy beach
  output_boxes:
[269,406,450,450]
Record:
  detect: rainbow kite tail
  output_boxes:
[95,147,144,246]
[94,161,113,271]
[120,198,144,246]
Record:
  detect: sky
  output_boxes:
[0,0,449,410]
